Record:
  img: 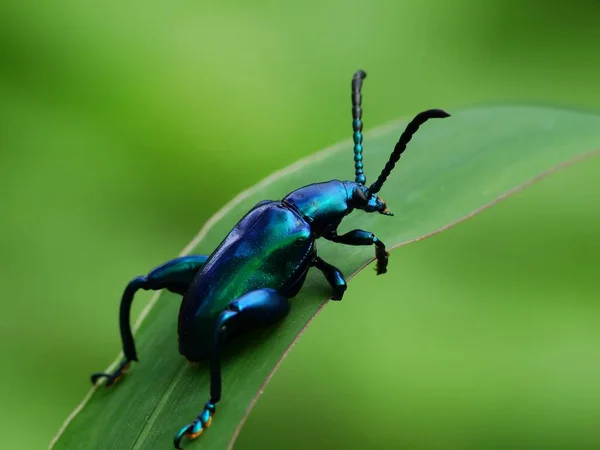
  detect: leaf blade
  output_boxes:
[51,105,600,450]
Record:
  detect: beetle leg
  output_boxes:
[326,229,389,275]
[312,256,347,300]
[91,254,210,387]
[174,288,290,449]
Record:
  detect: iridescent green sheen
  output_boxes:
[178,201,314,361]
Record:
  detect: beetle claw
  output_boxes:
[90,359,131,387]
[174,423,195,450]
[375,247,389,275]
[331,283,347,301]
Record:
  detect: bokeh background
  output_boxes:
[1,0,600,448]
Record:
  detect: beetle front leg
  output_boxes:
[326,229,389,275]
[313,256,347,300]
[174,288,290,449]
[91,254,209,387]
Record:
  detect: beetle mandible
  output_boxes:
[91,70,450,449]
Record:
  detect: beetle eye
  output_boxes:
[354,187,369,204]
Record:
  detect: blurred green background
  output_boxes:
[1,0,600,448]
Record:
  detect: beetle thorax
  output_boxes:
[282,180,352,233]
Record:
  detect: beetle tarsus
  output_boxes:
[173,401,216,449]
[375,245,389,275]
[90,359,131,387]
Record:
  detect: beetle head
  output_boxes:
[350,183,393,216]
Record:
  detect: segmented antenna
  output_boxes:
[368,109,450,194]
[351,70,367,185]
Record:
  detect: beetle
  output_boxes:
[91,70,450,449]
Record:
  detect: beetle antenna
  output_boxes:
[368,109,450,194]
[351,70,367,185]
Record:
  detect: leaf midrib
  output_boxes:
[131,364,188,450]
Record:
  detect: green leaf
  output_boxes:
[50,105,600,450]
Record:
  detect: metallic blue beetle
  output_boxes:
[91,70,450,448]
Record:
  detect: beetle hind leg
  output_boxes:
[91,255,209,388]
[174,288,290,449]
